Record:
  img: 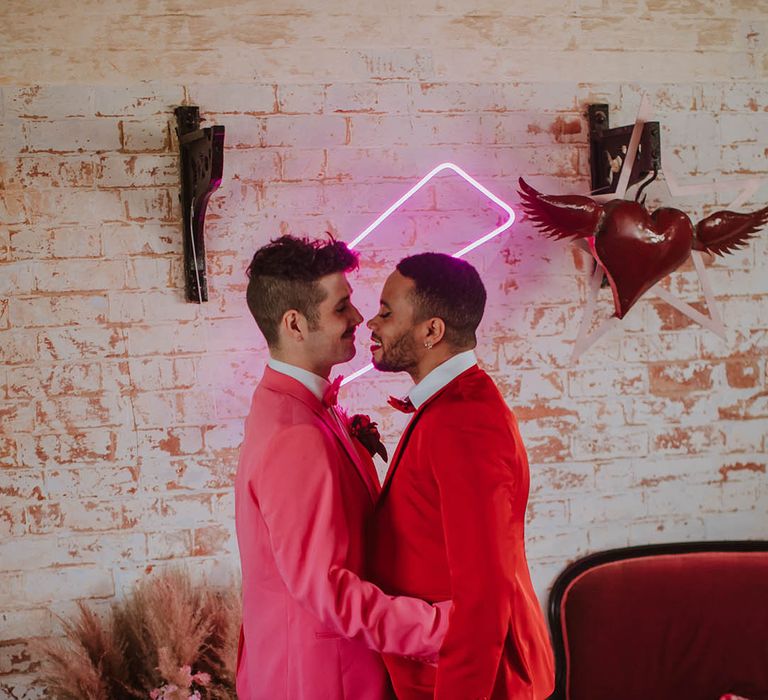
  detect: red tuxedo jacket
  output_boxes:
[368,365,554,700]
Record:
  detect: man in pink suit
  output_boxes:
[235,236,449,700]
[367,253,555,699]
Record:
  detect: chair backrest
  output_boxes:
[548,541,768,700]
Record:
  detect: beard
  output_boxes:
[373,329,419,373]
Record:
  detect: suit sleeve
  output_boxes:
[431,412,524,699]
[252,422,448,657]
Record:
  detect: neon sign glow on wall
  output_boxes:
[342,162,516,385]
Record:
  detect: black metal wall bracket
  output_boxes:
[174,106,225,303]
[588,103,661,196]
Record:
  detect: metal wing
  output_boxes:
[517,178,603,240]
[694,206,768,256]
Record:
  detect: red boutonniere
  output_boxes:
[347,414,388,463]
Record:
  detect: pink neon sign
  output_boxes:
[342,162,516,384]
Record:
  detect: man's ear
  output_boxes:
[424,317,446,345]
[280,309,307,343]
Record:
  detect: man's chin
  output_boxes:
[371,357,401,373]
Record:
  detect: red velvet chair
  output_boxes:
[548,541,768,700]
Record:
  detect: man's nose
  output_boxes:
[351,305,363,325]
[366,317,376,331]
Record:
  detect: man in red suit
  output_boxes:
[235,237,449,699]
[367,252,555,700]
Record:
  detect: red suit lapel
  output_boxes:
[381,365,479,496]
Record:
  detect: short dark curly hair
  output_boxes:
[246,235,358,347]
[396,252,486,349]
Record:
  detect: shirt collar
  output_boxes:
[267,357,330,402]
[407,350,477,409]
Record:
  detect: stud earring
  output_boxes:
[424,341,433,349]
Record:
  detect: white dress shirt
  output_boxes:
[267,357,330,402]
[407,350,478,409]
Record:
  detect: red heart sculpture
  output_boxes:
[589,201,694,319]
[518,177,768,320]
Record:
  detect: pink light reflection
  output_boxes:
[342,162,516,386]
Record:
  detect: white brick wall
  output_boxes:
[1,0,767,695]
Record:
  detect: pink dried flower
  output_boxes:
[192,671,211,686]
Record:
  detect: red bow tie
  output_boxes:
[323,376,343,407]
[387,395,416,414]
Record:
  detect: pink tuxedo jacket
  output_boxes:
[369,366,555,700]
[235,367,447,700]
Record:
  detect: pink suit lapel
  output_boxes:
[260,366,380,504]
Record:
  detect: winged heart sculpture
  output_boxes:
[518,178,768,319]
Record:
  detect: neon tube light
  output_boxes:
[342,162,516,386]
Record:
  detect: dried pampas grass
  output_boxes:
[35,568,240,700]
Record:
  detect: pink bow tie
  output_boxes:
[387,395,416,414]
[323,376,343,407]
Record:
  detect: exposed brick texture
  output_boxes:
[1,0,767,696]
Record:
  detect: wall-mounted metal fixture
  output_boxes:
[175,106,225,303]
[588,103,661,197]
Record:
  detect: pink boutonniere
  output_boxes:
[345,413,388,463]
